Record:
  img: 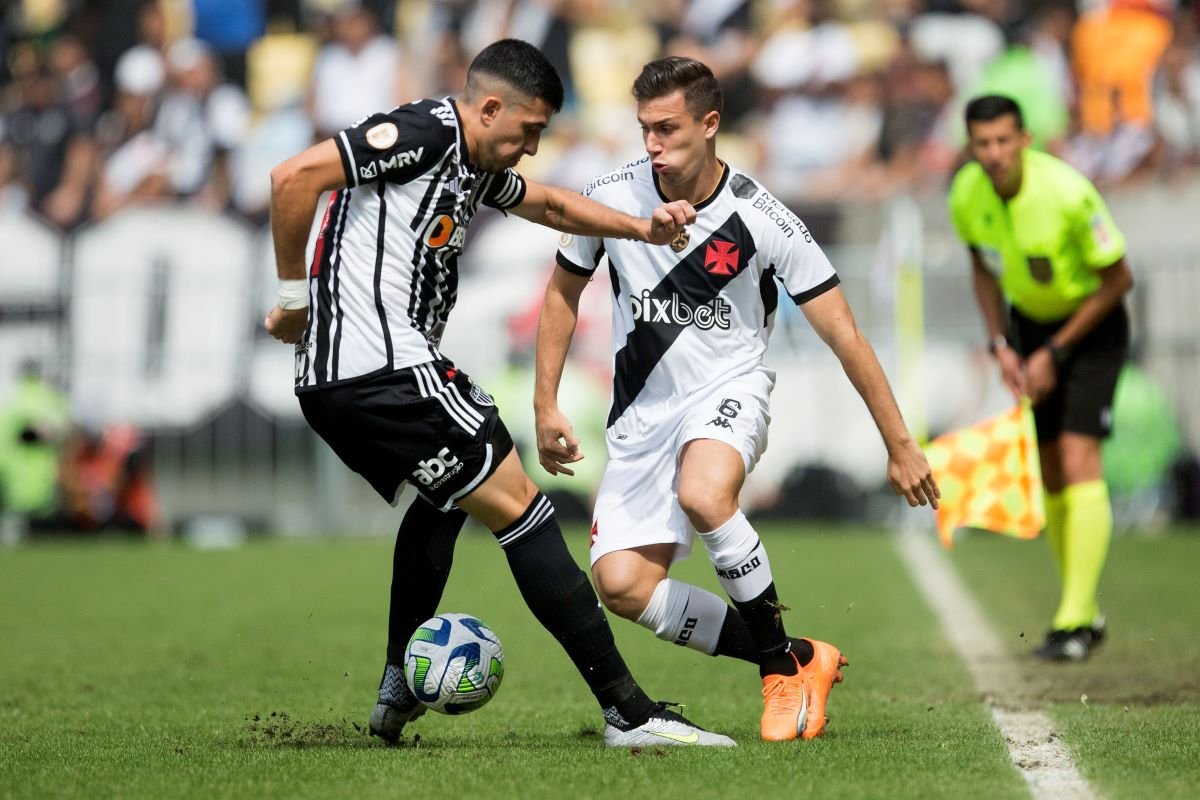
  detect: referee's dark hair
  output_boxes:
[632,56,723,119]
[465,39,564,112]
[965,95,1025,131]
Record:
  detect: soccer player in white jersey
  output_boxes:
[535,57,941,742]
[265,40,736,748]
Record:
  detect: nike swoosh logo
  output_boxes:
[649,729,700,744]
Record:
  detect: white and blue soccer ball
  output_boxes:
[404,613,505,715]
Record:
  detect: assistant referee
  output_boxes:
[949,95,1133,662]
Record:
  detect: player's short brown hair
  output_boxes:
[632,57,722,119]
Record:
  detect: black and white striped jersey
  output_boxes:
[557,157,839,457]
[294,98,527,393]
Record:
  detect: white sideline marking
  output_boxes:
[894,529,1096,799]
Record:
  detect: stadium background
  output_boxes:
[1,0,1198,540]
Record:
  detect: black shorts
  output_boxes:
[298,358,514,510]
[1009,304,1129,442]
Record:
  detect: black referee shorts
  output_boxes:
[1010,304,1129,442]
[298,358,514,511]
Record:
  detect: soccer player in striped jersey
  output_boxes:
[265,40,734,748]
[535,57,940,742]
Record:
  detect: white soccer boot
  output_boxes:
[603,703,737,748]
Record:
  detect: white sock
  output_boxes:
[697,510,774,603]
[635,578,727,655]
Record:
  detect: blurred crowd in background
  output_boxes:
[3,0,1200,538]
[2,0,1199,232]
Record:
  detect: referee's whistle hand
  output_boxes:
[265,306,309,344]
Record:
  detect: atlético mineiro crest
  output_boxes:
[671,228,690,252]
[705,240,741,275]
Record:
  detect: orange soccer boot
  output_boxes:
[760,653,810,742]
[798,638,848,740]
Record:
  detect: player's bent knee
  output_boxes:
[677,487,738,533]
[592,565,655,621]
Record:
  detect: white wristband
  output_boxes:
[278,279,309,310]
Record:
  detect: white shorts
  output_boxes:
[589,372,771,567]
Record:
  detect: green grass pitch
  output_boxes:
[2,525,1197,798]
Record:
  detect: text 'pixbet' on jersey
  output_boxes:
[630,290,732,330]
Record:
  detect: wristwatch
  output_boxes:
[987,335,1009,356]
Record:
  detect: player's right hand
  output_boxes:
[536,407,583,477]
[645,200,696,245]
[265,306,308,344]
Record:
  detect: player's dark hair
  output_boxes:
[632,56,723,118]
[465,38,564,112]
[964,95,1025,131]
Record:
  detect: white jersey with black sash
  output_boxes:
[557,157,839,457]
[295,97,526,393]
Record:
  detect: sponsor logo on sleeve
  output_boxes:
[751,194,811,241]
[360,147,425,182]
[582,170,634,196]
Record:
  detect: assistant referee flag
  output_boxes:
[924,402,1045,548]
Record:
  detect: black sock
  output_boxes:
[384,496,466,665]
[732,583,798,677]
[495,493,655,729]
[714,607,815,669]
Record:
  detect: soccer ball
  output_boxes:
[404,613,505,715]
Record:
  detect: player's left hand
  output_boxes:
[1024,348,1058,404]
[645,200,696,245]
[265,306,308,344]
[887,440,941,510]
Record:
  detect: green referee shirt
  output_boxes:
[948,148,1126,322]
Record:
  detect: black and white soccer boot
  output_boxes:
[1033,613,1108,662]
[368,663,426,743]
[602,702,736,748]
[1032,628,1093,662]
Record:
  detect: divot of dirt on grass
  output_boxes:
[241,710,368,748]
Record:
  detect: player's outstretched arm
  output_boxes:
[801,286,940,509]
[534,267,590,477]
[512,180,695,245]
[265,139,347,344]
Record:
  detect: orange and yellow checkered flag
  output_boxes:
[923,401,1045,548]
